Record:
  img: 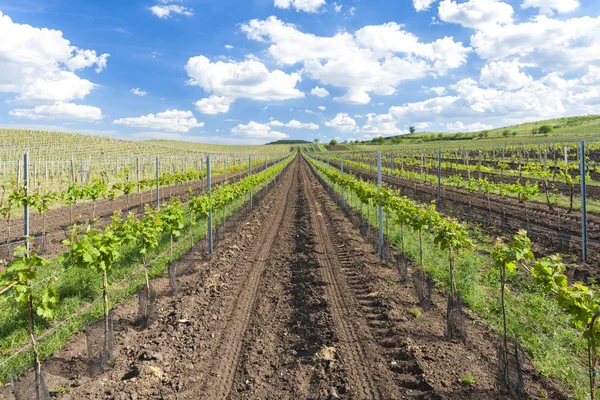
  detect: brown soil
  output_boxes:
[7,155,570,399]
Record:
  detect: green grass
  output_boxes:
[316,164,590,400]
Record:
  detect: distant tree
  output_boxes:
[437,133,443,139]
[314,138,320,143]
[329,139,338,146]
[539,125,553,135]
[482,130,489,138]
[531,128,538,135]
[478,132,485,139]
[512,131,517,136]
[409,126,416,134]
[502,129,510,137]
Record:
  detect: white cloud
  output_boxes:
[333,2,342,12]
[268,119,319,129]
[9,102,103,121]
[185,55,304,109]
[362,113,405,136]
[414,0,437,12]
[225,44,234,49]
[131,88,148,96]
[446,121,493,132]
[113,110,204,132]
[325,113,357,133]
[425,86,446,95]
[231,121,288,139]
[471,15,600,72]
[318,106,327,111]
[334,89,371,105]
[149,4,193,18]
[274,0,326,13]
[242,17,470,104]
[439,0,514,29]
[0,10,107,104]
[66,50,109,73]
[194,95,233,114]
[521,0,579,15]
[480,60,532,90]
[310,86,330,97]
[389,96,459,120]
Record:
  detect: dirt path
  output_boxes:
[7,155,569,399]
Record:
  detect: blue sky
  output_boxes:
[0,0,599,144]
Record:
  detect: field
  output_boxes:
[1,127,600,400]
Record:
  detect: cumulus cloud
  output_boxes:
[131,88,148,96]
[231,121,288,139]
[241,17,470,104]
[149,4,193,18]
[480,60,532,90]
[362,113,404,135]
[185,55,303,111]
[66,50,109,73]
[269,119,319,129]
[274,0,326,13]
[318,106,327,111]
[438,0,514,30]
[471,15,600,72]
[9,102,103,121]
[521,0,579,15]
[113,110,204,132]
[325,113,358,133]
[0,10,108,104]
[310,86,330,97]
[413,0,437,11]
[194,96,233,114]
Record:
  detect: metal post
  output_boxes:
[71,159,75,183]
[437,150,442,209]
[563,146,568,164]
[24,152,29,252]
[340,156,345,208]
[207,154,213,254]
[155,156,160,208]
[249,156,253,209]
[580,141,588,261]
[136,157,140,193]
[81,161,86,187]
[377,151,383,259]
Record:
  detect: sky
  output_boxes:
[0,0,599,144]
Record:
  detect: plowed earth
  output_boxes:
[14,155,568,399]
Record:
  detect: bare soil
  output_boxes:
[5,155,570,399]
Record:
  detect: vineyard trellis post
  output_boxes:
[377,151,383,259]
[580,140,588,261]
[155,156,160,208]
[340,156,345,208]
[24,152,30,253]
[249,155,253,210]
[437,150,442,210]
[207,153,213,254]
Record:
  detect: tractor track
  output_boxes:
[190,155,298,399]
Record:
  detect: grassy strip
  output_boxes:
[0,158,290,383]
[309,158,590,400]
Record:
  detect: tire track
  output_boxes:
[196,156,299,400]
[299,159,383,399]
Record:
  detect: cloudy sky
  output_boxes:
[0,0,599,144]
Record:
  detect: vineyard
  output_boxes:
[1,130,600,400]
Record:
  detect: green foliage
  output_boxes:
[0,246,57,319]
